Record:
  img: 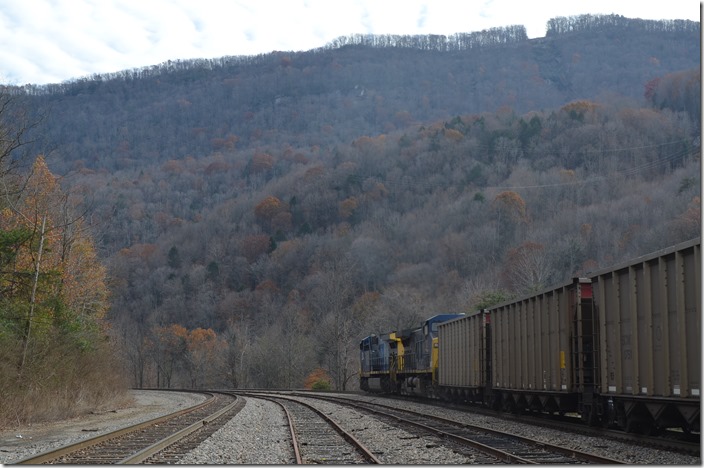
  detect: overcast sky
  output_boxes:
[0,0,699,86]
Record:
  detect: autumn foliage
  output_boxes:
[0,156,119,425]
[304,368,332,390]
[254,196,290,232]
[492,191,527,223]
[146,324,224,389]
[251,152,275,173]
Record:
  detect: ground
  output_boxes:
[0,390,205,464]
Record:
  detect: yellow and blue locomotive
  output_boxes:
[359,314,464,396]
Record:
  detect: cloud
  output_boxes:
[416,4,428,29]
[0,0,698,85]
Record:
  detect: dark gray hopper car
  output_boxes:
[437,238,700,433]
[591,237,700,433]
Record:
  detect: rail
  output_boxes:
[293,392,626,464]
[14,391,239,465]
[236,392,380,464]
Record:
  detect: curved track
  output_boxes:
[293,393,625,464]
[14,391,242,464]
[238,393,380,464]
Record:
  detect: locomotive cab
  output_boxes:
[394,314,465,397]
[359,334,390,392]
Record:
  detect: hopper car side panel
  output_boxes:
[437,312,487,403]
[592,239,700,433]
[488,279,589,414]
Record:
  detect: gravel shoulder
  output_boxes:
[0,389,206,464]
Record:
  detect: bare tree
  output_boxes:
[221,319,253,388]
[308,256,360,391]
[502,242,553,294]
[0,92,39,179]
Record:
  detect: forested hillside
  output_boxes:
[2,14,701,393]
[14,14,699,174]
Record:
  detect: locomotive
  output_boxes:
[360,238,700,434]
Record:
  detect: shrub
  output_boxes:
[304,368,332,391]
[311,379,332,391]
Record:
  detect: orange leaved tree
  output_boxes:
[1,156,109,372]
[304,368,332,390]
[186,327,221,388]
[0,154,116,424]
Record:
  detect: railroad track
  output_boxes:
[14,391,243,464]
[483,404,701,457]
[382,393,701,457]
[293,393,625,464]
[238,393,380,464]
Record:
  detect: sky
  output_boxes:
[0,0,700,86]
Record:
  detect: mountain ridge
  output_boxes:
[6,14,698,176]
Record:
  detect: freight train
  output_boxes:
[359,238,700,434]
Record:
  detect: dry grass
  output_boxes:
[0,335,131,428]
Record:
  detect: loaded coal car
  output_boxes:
[588,238,700,434]
[359,314,463,396]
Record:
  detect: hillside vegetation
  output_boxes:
[0,99,128,425]
[15,14,699,173]
[0,14,700,394]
